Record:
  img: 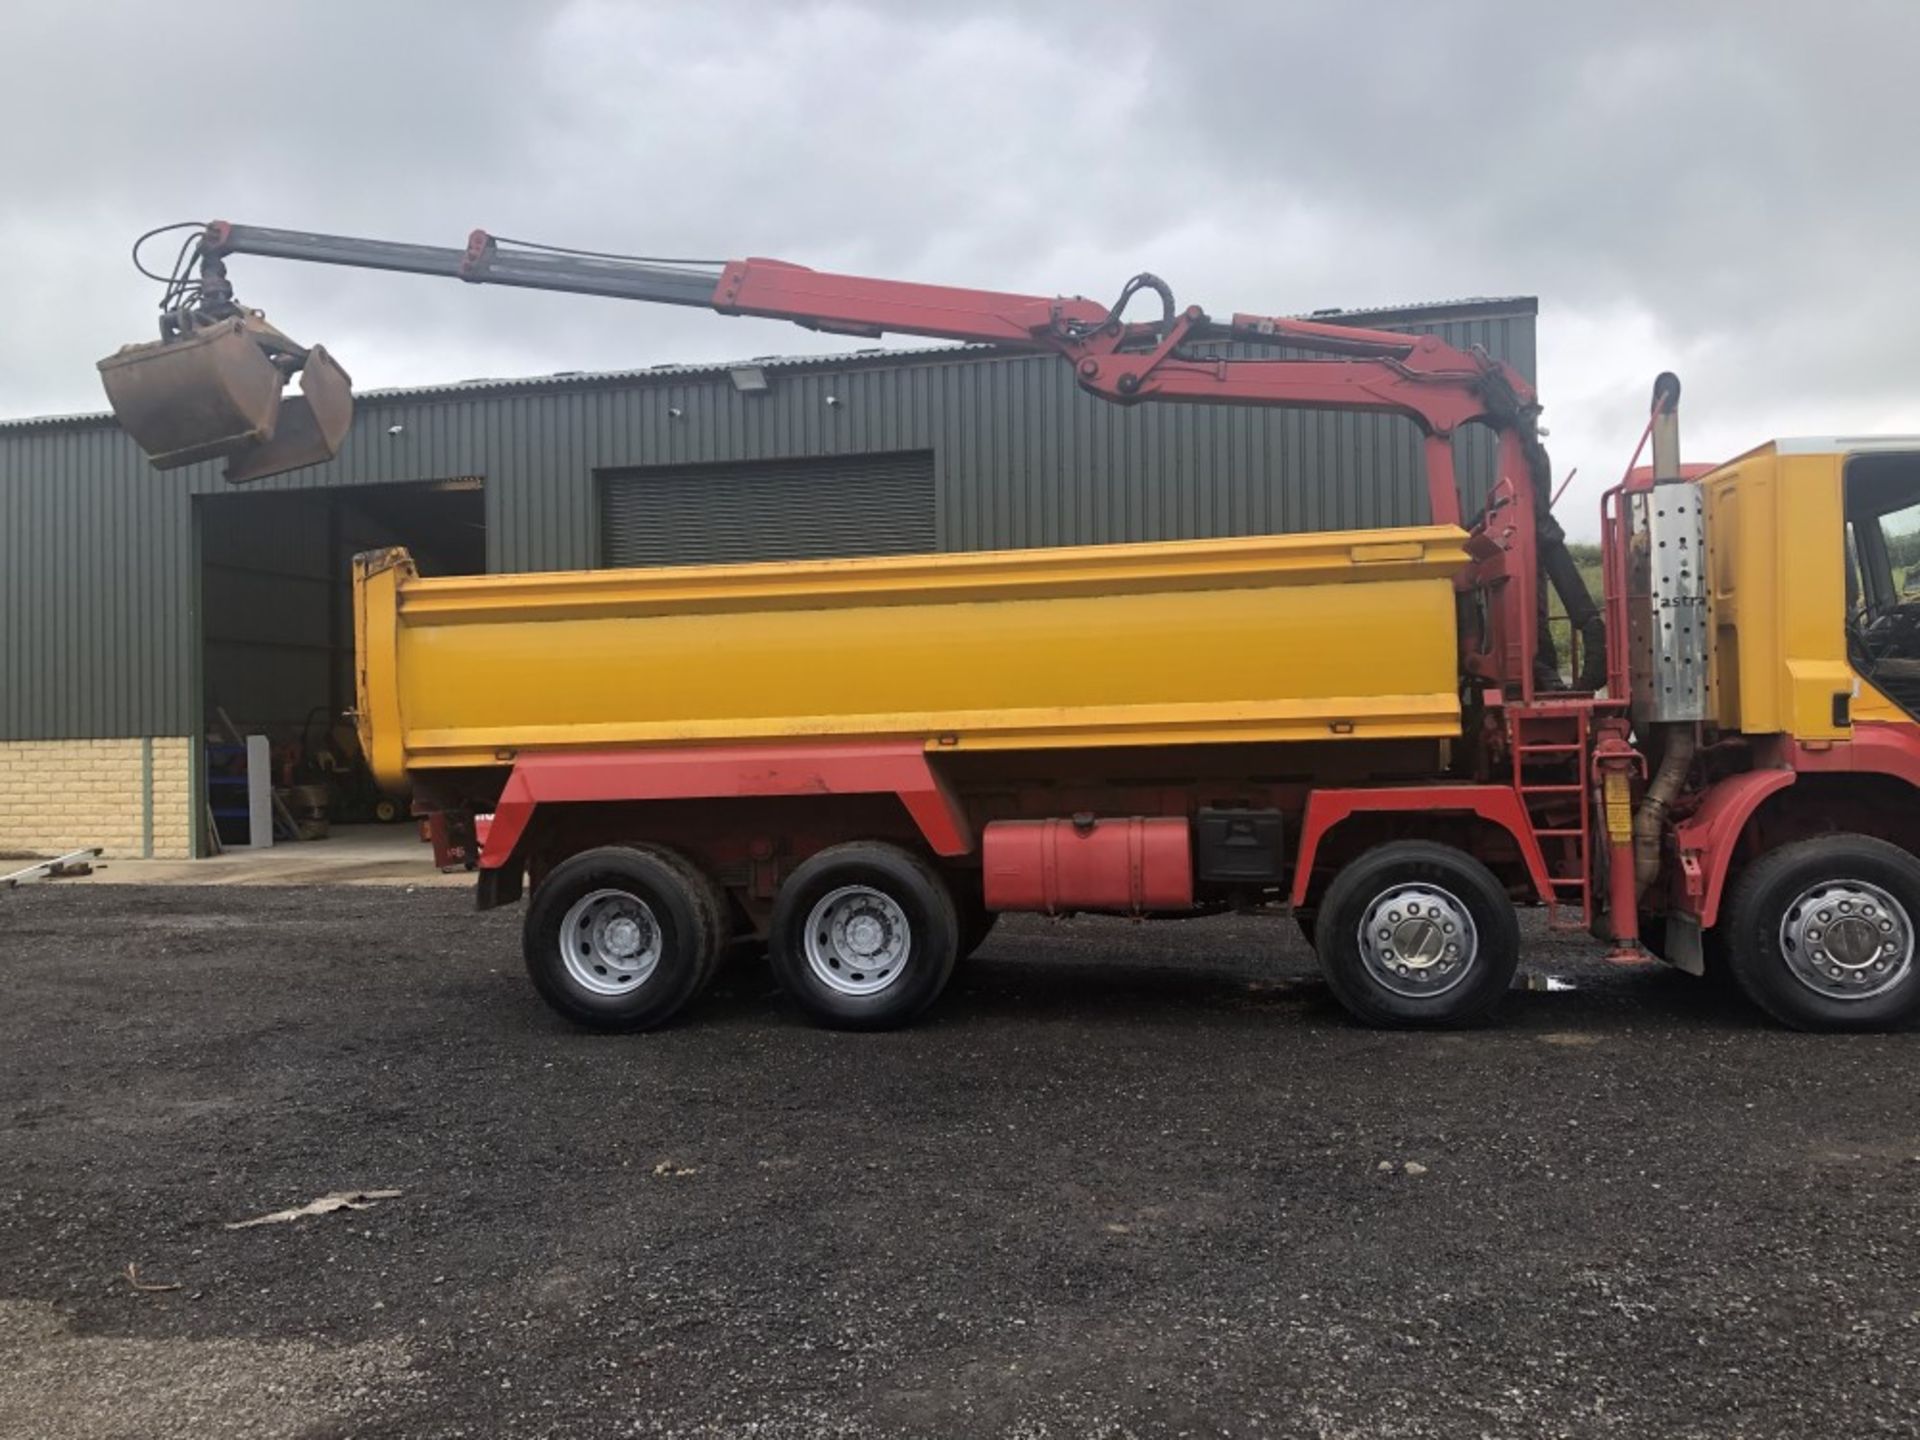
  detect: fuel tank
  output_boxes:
[982,817,1194,914]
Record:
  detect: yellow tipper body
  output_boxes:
[1699,442,1856,740]
[353,527,1470,789]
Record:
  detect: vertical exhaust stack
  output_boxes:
[98,227,354,484]
[1629,372,1702,896]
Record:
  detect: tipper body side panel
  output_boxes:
[354,528,1469,790]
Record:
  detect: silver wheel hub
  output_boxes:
[804,885,911,997]
[1356,883,1478,999]
[560,888,663,997]
[1779,879,1913,1002]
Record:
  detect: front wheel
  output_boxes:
[1723,835,1920,1031]
[769,842,960,1030]
[1312,841,1519,1028]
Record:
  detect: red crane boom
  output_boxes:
[98,220,1599,691]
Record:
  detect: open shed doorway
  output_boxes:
[196,479,485,853]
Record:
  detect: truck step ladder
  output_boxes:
[1511,708,1593,929]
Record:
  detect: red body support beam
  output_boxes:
[479,741,974,869]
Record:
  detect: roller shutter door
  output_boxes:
[600,451,936,567]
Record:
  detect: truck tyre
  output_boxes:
[522,845,727,1032]
[1722,835,1920,1031]
[1313,841,1519,1028]
[769,842,961,1030]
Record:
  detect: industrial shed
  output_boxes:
[0,296,1535,860]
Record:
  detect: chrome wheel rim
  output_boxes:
[803,885,911,996]
[1356,883,1478,999]
[1779,879,1913,1002]
[560,888,663,996]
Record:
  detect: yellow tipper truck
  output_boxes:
[100,221,1920,1036]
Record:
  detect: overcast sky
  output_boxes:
[4,1,1917,537]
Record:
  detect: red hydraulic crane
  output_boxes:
[100,220,1604,693]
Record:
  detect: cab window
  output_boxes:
[1844,452,1920,715]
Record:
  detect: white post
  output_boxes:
[246,734,273,848]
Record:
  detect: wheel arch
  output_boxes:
[1686,768,1920,928]
[1290,786,1556,910]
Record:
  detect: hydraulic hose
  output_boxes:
[1542,535,1609,692]
[1481,364,1608,693]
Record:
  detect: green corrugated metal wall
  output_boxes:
[601,451,939,566]
[0,301,1534,741]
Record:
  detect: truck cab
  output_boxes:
[1698,438,1920,738]
[1624,440,1920,1027]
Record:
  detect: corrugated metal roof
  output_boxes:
[0,296,1536,433]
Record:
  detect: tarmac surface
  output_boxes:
[4,883,1919,1438]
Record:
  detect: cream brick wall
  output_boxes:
[0,738,194,860]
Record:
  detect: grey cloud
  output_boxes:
[4,0,1918,537]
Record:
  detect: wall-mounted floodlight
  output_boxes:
[728,365,769,394]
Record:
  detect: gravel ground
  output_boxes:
[3,884,1919,1439]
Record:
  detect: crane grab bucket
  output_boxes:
[223,344,352,484]
[97,318,353,484]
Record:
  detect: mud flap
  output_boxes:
[1664,913,1706,975]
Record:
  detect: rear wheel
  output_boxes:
[770,842,960,1030]
[522,845,727,1031]
[1723,835,1920,1031]
[1312,841,1519,1028]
